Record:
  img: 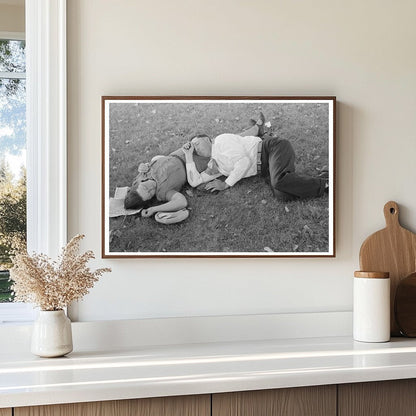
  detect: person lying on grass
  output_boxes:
[182,115,328,201]
[123,115,267,219]
[123,144,210,218]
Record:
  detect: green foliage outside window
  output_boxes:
[0,38,26,302]
[0,163,26,302]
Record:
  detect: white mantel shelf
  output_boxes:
[2,335,416,409]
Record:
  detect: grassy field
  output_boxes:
[108,101,330,253]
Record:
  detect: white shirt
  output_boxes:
[186,133,261,188]
[212,134,261,186]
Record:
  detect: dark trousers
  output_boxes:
[260,136,326,201]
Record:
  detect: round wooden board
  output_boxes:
[395,272,416,337]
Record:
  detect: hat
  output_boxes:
[155,209,189,225]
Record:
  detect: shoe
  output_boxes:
[318,170,329,180]
[256,112,265,126]
[256,112,266,136]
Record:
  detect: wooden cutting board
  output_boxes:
[359,201,416,336]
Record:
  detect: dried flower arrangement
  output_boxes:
[10,234,111,311]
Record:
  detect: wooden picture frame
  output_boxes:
[102,96,336,258]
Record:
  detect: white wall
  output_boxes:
[67,0,416,322]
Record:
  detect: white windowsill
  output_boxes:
[0,303,36,324]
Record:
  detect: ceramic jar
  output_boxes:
[353,271,390,343]
[31,310,73,357]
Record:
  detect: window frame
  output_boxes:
[26,0,67,257]
[0,0,67,323]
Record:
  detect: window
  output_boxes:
[0,32,35,323]
[0,1,67,324]
[0,35,26,303]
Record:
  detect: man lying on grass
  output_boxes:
[123,145,210,222]
[182,115,328,202]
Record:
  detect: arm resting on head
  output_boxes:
[183,145,221,187]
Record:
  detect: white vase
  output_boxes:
[31,310,73,357]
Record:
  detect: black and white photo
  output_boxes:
[102,97,335,257]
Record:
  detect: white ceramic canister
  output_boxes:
[353,271,390,343]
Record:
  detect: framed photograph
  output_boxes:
[102,96,336,258]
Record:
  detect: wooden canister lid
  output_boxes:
[354,271,390,279]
